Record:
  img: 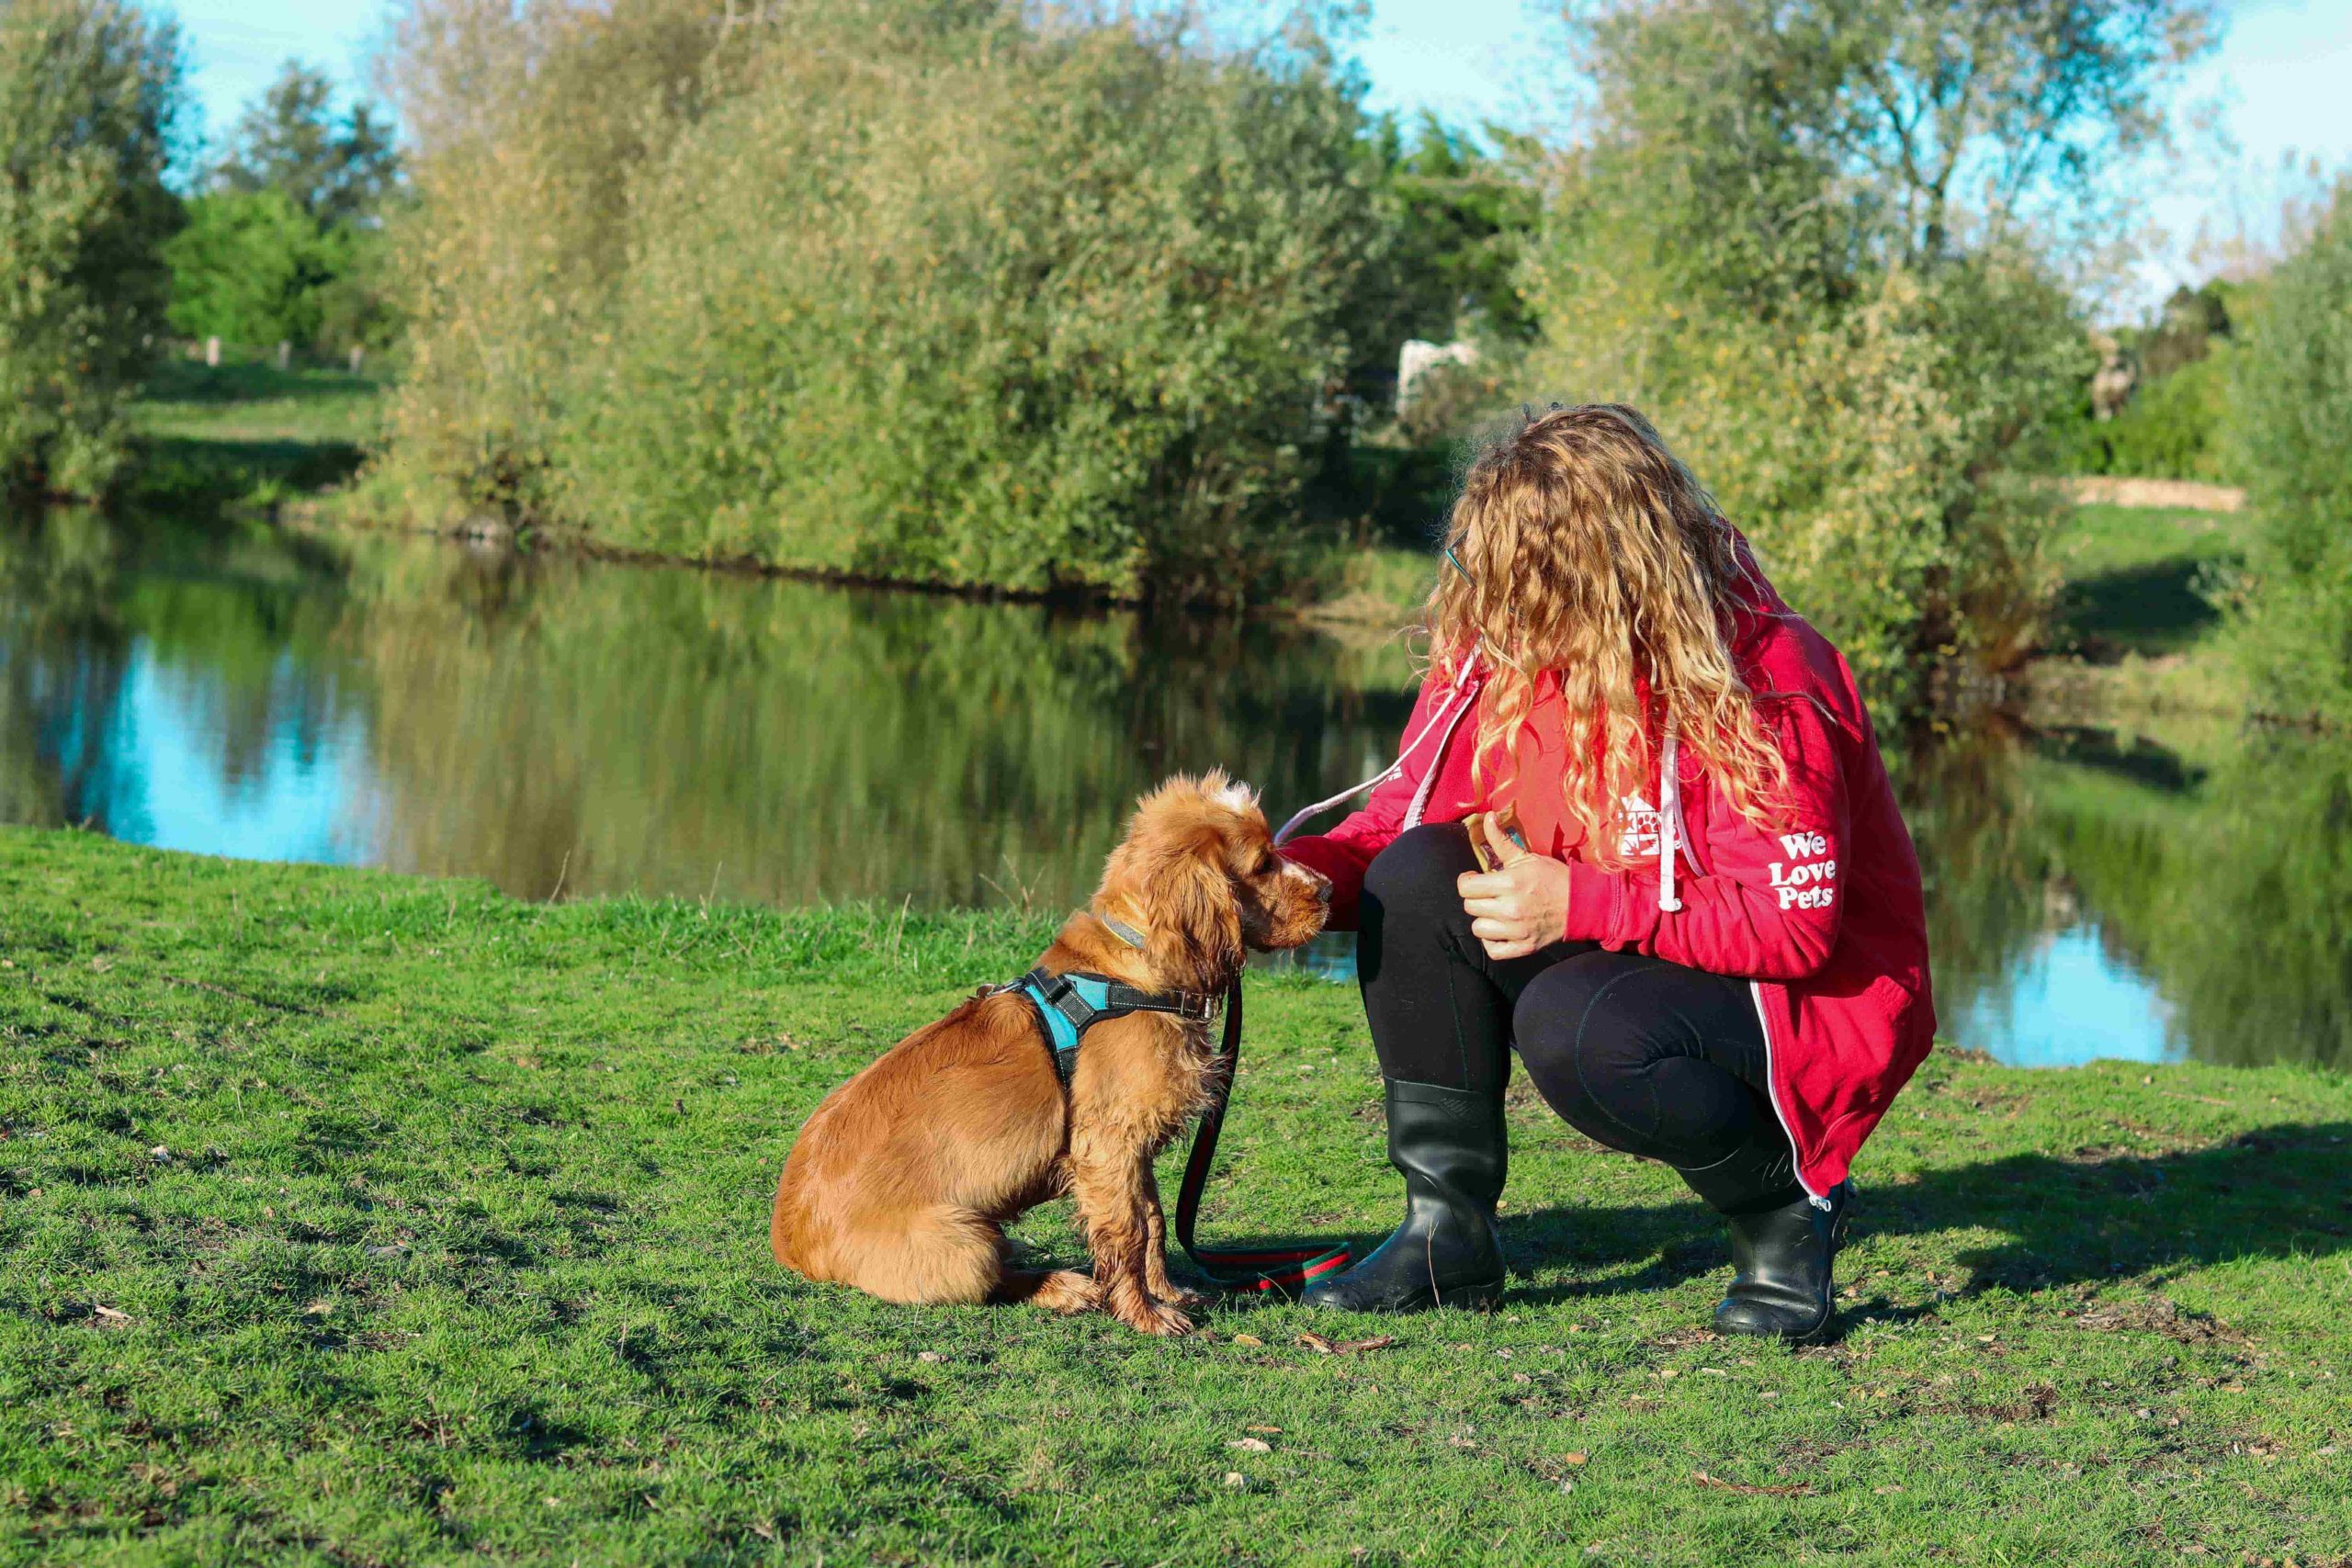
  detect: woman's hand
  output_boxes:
[1456,814,1571,961]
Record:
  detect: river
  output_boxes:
[5,509,2345,1070]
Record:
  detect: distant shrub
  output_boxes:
[0,0,187,497]
[2221,180,2352,723]
[164,190,336,348]
[373,1,1394,603]
[1517,0,2145,715]
[2063,347,2234,481]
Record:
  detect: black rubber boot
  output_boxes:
[1679,1138,1849,1341]
[1302,1078,1507,1313]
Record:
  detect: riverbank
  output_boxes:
[126,354,386,514]
[3,829,2346,1563]
[120,361,2262,721]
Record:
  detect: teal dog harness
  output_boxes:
[1007,965,1217,1084]
[1001,913,1216,1084]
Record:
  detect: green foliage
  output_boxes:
[374,1,1396,602]
[2048,280,2241,480]
[2062,347,2235,480]
[1368,112,1541,346]
[2135,281,2233,381]
[163,190,334,346]
[211,59,399,227]
[1518,0,2207,714]
[2220,178,2352,723]
[164,64,401,356]
[3,827,2350,1562]
[0,0,187,497]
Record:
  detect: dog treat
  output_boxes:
[1466,806,1525,873]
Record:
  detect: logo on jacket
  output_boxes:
[1769,830,1838,910]
[1616,794,1664,859]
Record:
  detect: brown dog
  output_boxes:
[770,772,1329,1335]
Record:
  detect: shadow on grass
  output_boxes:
[139,357,379,410]
[1200,1122,2352,1320]
[1520,1121,2352,1309]
[130,434,368,511]
[2059,558,2222,660]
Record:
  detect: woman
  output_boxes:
[1278,405,1934,1340]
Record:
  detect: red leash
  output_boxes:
[1171,977,1351,1295]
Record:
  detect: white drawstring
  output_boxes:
[1657,724,1685,912]
[1277,664,1691,919]
[1403,694,1476,831]
[1272,663,1478,847]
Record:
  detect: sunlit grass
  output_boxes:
[4,829,2346,1563]
[122,355,388,513]
[132,356,388,450]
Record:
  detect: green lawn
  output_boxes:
[4,829,2348,1564]
[125,355,389,512]
[2050,502,2248,661]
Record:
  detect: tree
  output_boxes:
[0,0,187,496]
[166,62,403,354]
[1799,0,2215,263]
[1521,0,2215,715]
[1372,113,1542,345]
[373,0,1396,602]
[214,61,399,227]
[2222,178,2352,723]
[163,189,342,347]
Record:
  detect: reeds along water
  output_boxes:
[2,510,2346,1069]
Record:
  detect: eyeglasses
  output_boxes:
[1444,544,1474,586]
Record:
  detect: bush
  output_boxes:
[2099,351,2233,481]
[0,0,187,497]
[373,1,1395,603]
[1515,0,2171,715]
[164,189,338,348]
[2222,180,2352,723]
[2049,324,2235,483]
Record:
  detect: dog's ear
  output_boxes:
[1146,823,1243,992]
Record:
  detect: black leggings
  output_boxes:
[1358,822,1792,1183]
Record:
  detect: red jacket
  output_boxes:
[1279,563,1936,1200]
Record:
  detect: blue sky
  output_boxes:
[178,0,2352,306]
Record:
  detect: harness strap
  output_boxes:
[1001,938,1350,1296]
[1008,966,1214,1084]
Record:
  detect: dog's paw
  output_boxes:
[1026,1269,1102,1314]
[1156,1285,1212,1311]
[1114,1295,1195,1337]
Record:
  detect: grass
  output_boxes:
[125,355,389,513]
[2030,502,2256,723]
[2049,503,2246,661]
[5,829,2349,1565]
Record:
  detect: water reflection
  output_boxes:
[3,510,2345,1071]
[0,510,1418,909]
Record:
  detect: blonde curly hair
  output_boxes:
[1425,404,1787,868]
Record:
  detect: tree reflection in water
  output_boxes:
[2,512,2344,1068]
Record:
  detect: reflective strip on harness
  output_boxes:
[1007,967,1212,1083]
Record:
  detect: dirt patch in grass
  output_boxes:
[2075,1293,2248,1347]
